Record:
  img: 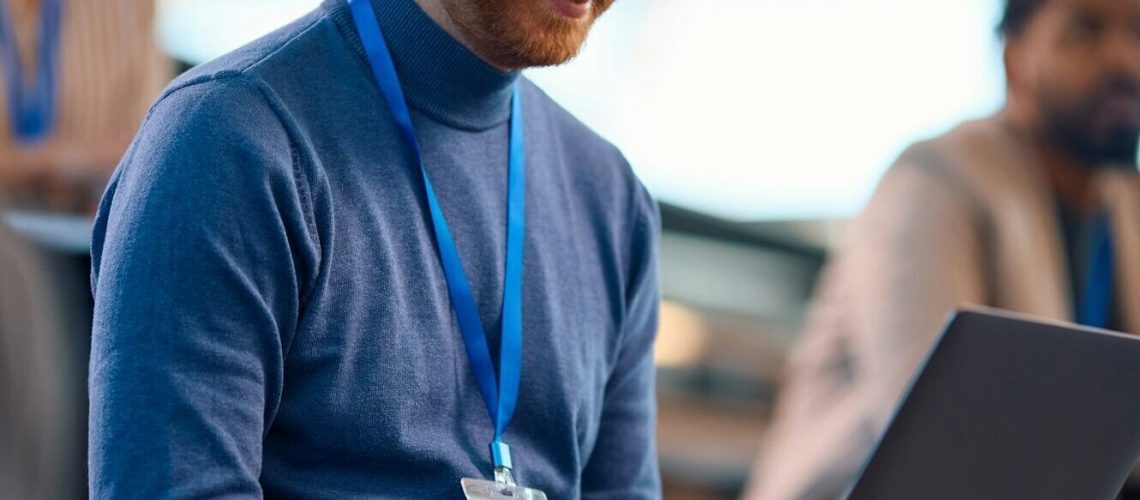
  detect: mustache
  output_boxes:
[1090,74,1140,105]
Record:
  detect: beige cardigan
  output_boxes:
[745,116,1140,500]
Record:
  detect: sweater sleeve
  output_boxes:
[580,183,663,500]
[88,75,318,499]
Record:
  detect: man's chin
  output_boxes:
[491,24,591,68]
[446,0,601,70]
[1045,113,1139,166]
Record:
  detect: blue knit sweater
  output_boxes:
[88,0,662,498]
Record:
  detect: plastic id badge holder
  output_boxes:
[461,478,548,500]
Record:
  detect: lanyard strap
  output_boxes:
[1078,215,1114,329]
[347,0,526,473]
[0,0,62,144]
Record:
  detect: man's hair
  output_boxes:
[999,0,1048,38]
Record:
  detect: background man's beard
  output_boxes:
[1040,79,1140,168]
[441,0,613,69]
[1043,113,1140,167]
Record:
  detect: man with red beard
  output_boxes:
[88,0,660,498]
[747,0,1140,498]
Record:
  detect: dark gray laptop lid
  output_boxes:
[846,308,1140,500]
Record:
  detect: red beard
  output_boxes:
[442,0,615,69]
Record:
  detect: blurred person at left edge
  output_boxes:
[0,218,74,499]
[0,0,168,212]
[89,0,661,498]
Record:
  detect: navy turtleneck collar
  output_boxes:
[328,0,519,130]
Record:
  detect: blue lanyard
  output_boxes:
[347,0,526,473]
[0,0,63,144]
[1078,215,1114,329]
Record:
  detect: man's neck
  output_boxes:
[9,0,44,72]
[411,0,511,71]
[1040,151,1098,214]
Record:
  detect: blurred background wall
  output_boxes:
[2,0,1010,498]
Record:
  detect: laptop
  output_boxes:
[845,308,1140,500]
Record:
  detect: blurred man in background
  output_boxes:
[1,0,167,212]
[89,0,660,498]
[747,0,1140,498]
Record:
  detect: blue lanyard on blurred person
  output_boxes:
[347,0,527,480]
[0,0,62,145]
[1078,215,1114,330]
